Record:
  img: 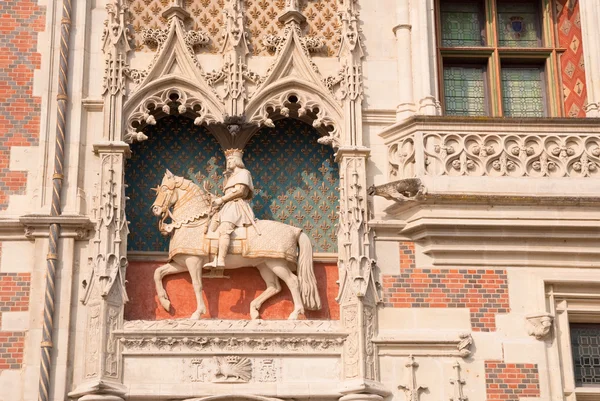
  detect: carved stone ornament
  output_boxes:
[368,178,427,202]
[457,333,473,358]
[398,356,428,401]
[450,361,467,401]
[526,313,554,340]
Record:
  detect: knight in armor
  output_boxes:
[204,148,257,268]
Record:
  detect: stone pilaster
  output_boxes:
[580,0,600,117]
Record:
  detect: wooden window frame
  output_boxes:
[435,0,564,117]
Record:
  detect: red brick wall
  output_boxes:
[0,272,31,371]
[125,262,340,320]
[485,362,541,400]
[0,1,46,209]
[382,242,510,332]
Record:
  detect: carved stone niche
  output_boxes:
[526,312,554,340]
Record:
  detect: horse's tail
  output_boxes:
[297,232,321,310]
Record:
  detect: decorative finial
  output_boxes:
[162,0,190,21]
[279,0,306,25]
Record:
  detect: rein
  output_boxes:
[158,178,211,235]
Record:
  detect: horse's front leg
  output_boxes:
[154,261,187,311]
[184,256,207,319]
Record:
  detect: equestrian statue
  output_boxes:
[150,149,322,320]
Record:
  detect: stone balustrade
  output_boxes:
[383,117,600,181]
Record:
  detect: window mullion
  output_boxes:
[488,0,503,116]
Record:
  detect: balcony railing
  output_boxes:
[383,117,600,181]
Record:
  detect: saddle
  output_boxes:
[204,226,250,258]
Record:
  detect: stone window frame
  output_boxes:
[547,282,600,401]
[434,0,563,117]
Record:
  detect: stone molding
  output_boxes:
[373,333,473,358]
[117,319,346,355]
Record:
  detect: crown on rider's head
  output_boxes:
[224,148,244,158]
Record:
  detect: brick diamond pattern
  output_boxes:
[0,270,31,372]
[383,242,510,332]
[485,362,541,400]
[244,0,340,56]
[0,1,45,210]
[556,0,587,117]
[130,0,225,53]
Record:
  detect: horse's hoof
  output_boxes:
[190,311,201,320]
[288,308,304,320]
[250,307,260,320]
[159,297,171,311]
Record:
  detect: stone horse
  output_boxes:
[151,170,322,319]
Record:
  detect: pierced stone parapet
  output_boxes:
[380,117,600,180]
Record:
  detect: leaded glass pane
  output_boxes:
[501,67,545,117]
[441,1,485,47]
[571,324,600,387]
[443,66,487,116]
[497,1,541,47]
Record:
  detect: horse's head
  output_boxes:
[151,169,182,216]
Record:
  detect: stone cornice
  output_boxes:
[379,116,600,143]
[0,215,93,240]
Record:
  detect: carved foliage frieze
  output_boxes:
[424,133,600,178]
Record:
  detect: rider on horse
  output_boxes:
[204,148,257,269]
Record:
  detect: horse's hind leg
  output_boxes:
[154,261,187,311]
[265,260,304,320]
[249,264,281,320]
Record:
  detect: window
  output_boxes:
[436,0,563,117]
[571,324,600,387]
[548,283,600,400]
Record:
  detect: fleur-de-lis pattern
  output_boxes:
[128,0,340,56]
[241,118,339,252]
[129,0,225,53]
[244,0,340,56]
[126,116,225,251]
[125,117,338,253]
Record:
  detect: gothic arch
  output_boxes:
[122,79,224,144]
[245,78,343,149]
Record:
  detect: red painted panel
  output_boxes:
[124,261,339,320]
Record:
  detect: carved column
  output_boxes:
[413,0,441,115]
[221,0,250,117]
[70,1,131,399]
[70,144,129,401]
[394,0,416,120]
[580,0,600,117]
[336,1,385,397]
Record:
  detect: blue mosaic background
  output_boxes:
[126,117,338,253]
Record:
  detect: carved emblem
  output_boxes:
[214,356,252,382]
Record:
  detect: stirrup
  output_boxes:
[204,257,225,268]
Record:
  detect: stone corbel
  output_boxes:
[526,313,554,340]
[368,178,426,202]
